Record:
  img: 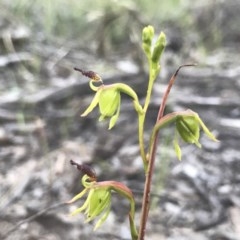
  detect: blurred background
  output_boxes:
[0,0,240,239]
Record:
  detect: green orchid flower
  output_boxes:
[68,181,112,230]
[81,80,143,130]
[151,110,219,161]
[174,110,219,160]
[74,68,143,129]
[67,174,138,239]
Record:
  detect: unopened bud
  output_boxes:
[142,25,154,58]
[151,32,166,64]
[142,25,154,46]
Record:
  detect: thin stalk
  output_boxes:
[138,115,147,170]
[138,64,195,240]
[138,63,155,170]
[157,64,196,121]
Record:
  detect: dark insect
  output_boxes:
[73,67,102,82]
[70,159,97,181]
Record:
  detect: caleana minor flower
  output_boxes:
[152,109,219,161]
[67,175,112,230]
[67,160,138,239]
[174,110,219,160]
[74,68,143,129]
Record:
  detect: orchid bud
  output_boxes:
[142,25,154,58]
[151,31,166,65]
[142,25,154,46]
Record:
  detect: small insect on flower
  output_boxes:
[70,159,97,181]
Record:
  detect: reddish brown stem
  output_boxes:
[157,64,196,121]
[138,64,196,240]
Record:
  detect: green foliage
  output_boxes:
[2,0,191,43]
[138,0,192,23]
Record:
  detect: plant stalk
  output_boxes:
[138,62,155,170]
[138,64,195,240]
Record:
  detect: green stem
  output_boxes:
[129,199,138,240]
[138,62,156,170]
[149,113,178,148]
[143,67,155,113]
[138,114,147,170]
[111,182,138,240]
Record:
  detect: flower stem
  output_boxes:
[138,64,196,240]
[138,114,147,170]
[138,62,156,170]
[157,64,196,121]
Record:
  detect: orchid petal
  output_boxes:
[81,90,102,117]
[173,132,182,161]
[67,188,89,204]
[93,203,111,231]
[196,114,219,142]
[108,98,121,129]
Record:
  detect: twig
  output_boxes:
[1,202,67,240]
